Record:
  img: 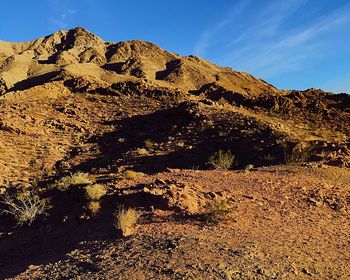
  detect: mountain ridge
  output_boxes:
[0,27,278,96]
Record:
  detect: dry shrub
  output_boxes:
[203,199,235,224]
[88,201,101,215]
[208,150,235,170]
[0,191,50,226]
[244,164,254,173]
[52,172,93,191]
[115,207,141,237]
[144,139,155,149]
[135,148,148,155]
[85,184,107,201]
[284,143,313,164]
[177,141,185,148]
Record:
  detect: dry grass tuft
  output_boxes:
[0,191,50,226]
[85,184,107,201]
[52,172,93,191]
[115,207,141,237]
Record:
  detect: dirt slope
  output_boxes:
[0,27,349,279]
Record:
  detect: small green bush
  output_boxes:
[208,150,235,170]
[203,199,235,224]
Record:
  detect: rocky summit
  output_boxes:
[0,28,349,279]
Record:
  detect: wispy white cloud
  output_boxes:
[193,0,251,57]
[48,0,77,30]
[194,0,306,57]
[61,9,77,20]
[231,5,350,77]
[221,0,307,52]
[194,1,350,91]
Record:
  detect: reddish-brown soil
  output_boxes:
[2,167,349,279]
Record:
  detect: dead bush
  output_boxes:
[0,191,50,226]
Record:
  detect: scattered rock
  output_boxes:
[120,180,229,214]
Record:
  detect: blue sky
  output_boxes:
[0,0,349,93]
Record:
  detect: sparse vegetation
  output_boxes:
[218,97,227,106]
[203,199,235,224]
[208,149,235,170]
[177,141,185,148]
[115,206,141,237]
[0,191,50,226]
[88,201,101,215]
[85,184,107,201]
[284,143,313,164]
[52,172,93,191]
[263,153,276,162]
[144,138,155,149]
[135,148,148,155]
[244,164,254,173]
[218,130,229,137]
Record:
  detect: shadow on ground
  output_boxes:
[0,183,184,279]
[67,102,286,175]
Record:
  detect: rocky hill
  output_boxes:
[0,27,277,95]
[0,28,349,279]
